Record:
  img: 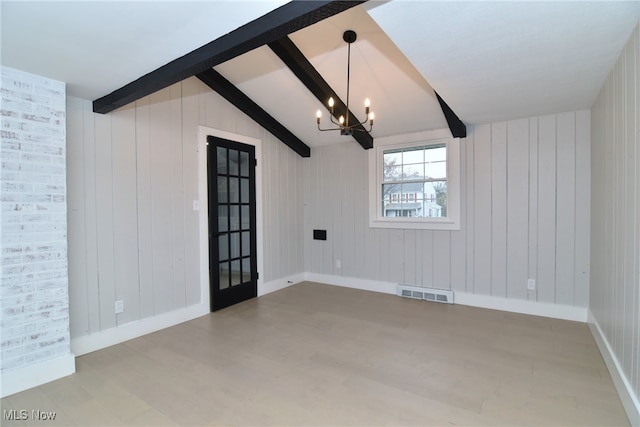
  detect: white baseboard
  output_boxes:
[259,273,305,296]
[304,273,587,322]
[71,302,209,357]
[588,309,640,426]
[455,291,587,322]
[304,273,397,295]
[71,273,304,357]
[1,353,75,398]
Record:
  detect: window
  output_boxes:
[368,129,460,230]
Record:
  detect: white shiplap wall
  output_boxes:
[67,77,304,346]
[590,23,639,423]
[303,110,591,309]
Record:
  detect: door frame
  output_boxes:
[198,126,264,309]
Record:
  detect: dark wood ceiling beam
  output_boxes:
[268,36,374,150]
[93,1,366,114]
[197,69,310,158]
[434,91,466,138]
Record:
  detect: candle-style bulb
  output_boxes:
[328,97,335,108]
[339,115,344,125]
[369,112,375,126]
[364,98,370,108]
[316,110,322,124]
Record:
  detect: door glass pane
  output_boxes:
[229,178,239,203]
[217,147,227,174]
[230,206,240,231]
[241,178,249,203]
[218,234,229,261]
[241,205,250,229]
[231,260,241,286]
[217,177,227,203]
[242,257,251,282]
[240,151,250,177]
[242,231,250,257]
[230,232,240,259]
[229,150,239,176]
[218,206,228,232]
[219,262,229,289]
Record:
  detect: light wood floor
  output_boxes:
[1,282,629,426]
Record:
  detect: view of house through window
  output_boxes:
[382,143,447,218]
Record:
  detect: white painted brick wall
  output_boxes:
[1,66,71,374]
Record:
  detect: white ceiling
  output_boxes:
[2,1,638,148]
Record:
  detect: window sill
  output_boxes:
[369,218,460,231]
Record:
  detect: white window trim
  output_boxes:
[368,128,461,230]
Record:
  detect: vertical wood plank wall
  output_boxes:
[66,77,304,340]
[303,110,591,308]
[590,23,639,406]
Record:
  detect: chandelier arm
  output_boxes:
[319,122,372,133]
[328,113,342,127]
[318,124,344,132]
[346,121,373,132]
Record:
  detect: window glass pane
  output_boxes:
[432,181,447,217]
[382,183,402,217]
[403,163,424,179]
[240,151,250,177]
[425,145,447,179]
[383,164,402,182]
[382,183,401,203]
[383,150,401,165]
[415,181,447,218]
[383,150,402,181]
[402,148,423,165]
[216,147,227,174]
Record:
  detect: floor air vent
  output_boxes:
[397,285,454,304]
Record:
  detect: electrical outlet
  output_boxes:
[192,200,200,211]
[115,300,124,314]
[336,259,342,269]
[527,279,536,291]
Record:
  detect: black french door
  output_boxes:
[207,136,257,311]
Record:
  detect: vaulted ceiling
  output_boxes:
[2,1,638,155]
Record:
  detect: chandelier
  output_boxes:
[316,30,374,136]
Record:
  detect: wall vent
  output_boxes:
[397,285,454,304]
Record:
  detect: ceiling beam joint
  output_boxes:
[268,36,374,150]
[93,1,366,114]
[197,69,310,158]
[434,91,466,138]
